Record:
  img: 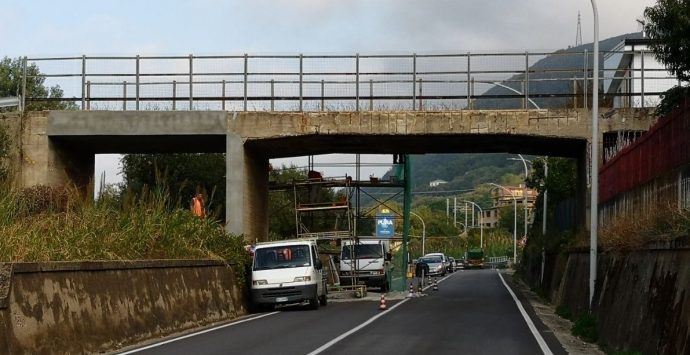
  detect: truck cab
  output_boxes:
[339,239,391,292]
[251,240,328,310]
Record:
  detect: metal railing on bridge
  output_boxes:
[17,50,677,112]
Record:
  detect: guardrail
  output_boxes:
[18,51,677,112]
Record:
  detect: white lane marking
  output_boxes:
[117,311,280,354]
[307,298,410,355]
[497,271,553,355]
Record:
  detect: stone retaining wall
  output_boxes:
[0,260,246,354]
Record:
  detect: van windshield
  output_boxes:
[253,245,311,270]
[341,244,383,260]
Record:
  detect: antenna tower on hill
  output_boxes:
[576,11,583,46]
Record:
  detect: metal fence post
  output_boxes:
[355,53,360,112]
[640,50,645,108]
[299,54,303,112]
[271,79,275,112]
[583,50,588,109]
[243,53,248,111]
[172,80,177,110]
[369,79,373,111]
[189,54,194,110]
[418,78,423,111]
[320,79,324,112]
[21,57,27,112]
[81,55,86,110]
[467,52,471,109]
[135,55,140,111]
[412,53,417,110]
[524,51,529,109]
[123,81,127,111]
[86,81,91,110]
[222,79,226,111]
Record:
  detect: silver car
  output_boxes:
[417,256,446,276]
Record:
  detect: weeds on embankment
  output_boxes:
[0,184,249,264]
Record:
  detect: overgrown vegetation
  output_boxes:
[571,313,598,343]
[0,122,9,183]
[0,184,249,266]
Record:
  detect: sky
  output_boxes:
[1,0,657,190]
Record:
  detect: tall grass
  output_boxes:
[0,184,249,264]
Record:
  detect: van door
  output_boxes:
[311,245,324,296]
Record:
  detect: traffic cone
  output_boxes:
[379,293,387,310]
[433,277,438,291]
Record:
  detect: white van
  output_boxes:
[251,240,327,310]
[339,239,391,292]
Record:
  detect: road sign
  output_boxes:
[376,209,394,238]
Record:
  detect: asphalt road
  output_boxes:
[119,269,565,355]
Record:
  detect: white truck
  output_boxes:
[339,239,391,292]
[251,240,328,310]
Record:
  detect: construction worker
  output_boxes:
[191,192,206,218]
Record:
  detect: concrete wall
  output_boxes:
[0,260,246,354]
[554,244,690,355]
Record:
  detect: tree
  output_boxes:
[644,1,690,116]
[0,56,74,111]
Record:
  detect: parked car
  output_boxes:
[424,252,452,274]
[416,255,446,276]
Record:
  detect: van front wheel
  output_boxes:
[319,294,328,306]
[309,295,320,310]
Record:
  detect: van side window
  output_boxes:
[311,246,319,265]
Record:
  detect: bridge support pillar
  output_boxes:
[226,132,269,243]
[19,114,93,189]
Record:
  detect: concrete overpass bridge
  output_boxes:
[15,108,655,242]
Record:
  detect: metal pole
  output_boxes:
[419,78,423,111]
[467,52,471,109]
[355,53,360,112]
[518,154,529,242]
[86,81,91,110]
[541,159,548,284]
[271,79,275,112]
[243,54,248,111]
[172,80,177,110]
[369,79,373,111]
[583,49,588,109]
[489,183,518,265]
[299,54,303,112]
[402,154,412,286]
[21,57,27,112]
[412,53,417,110]
[320,79,324,112]
[135,55,140,111]
[189,54,193,110]
[590,0,600,310]
[122,81,127,111]
[453,197,457,226]
[464,202,468,232]
[525,51,529,109]
[640,50,645,108]
[80,55,86,110]
[411,212,426,256]
[222,79,226,111]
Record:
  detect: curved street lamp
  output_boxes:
[461,200,483,249]
[488,183,517,264]
[508,154,531,243]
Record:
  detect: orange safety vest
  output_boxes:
[192,197,206,217]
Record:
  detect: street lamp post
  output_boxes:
[491,81,541,110]
[489,183,517,264]
[590,0,600,310]
[508,154,531,243]
[411,212,426,256]
[461,200,483,249]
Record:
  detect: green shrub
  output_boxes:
[555,304,572,320]
[571,313,598,343]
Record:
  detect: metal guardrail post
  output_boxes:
[640,50,645,108]
[81,55,86,110]
[369,79,373,111]
[356,53,360,112]
[189,54,193,110]
[467,52,471,109]
[583,49,588,109]
[418,78,423,111]
[172,80,177,110]
[412,53,417,110]
[299,54,303,112]
[21,57,27,112]
[86,81,91,110]
[122,81,127,111]
[222,79,226,111]
[243,53,248,111]
[135,55,140,111]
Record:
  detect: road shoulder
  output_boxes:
[502,270,604,355]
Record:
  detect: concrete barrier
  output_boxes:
[0,260,246,354]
